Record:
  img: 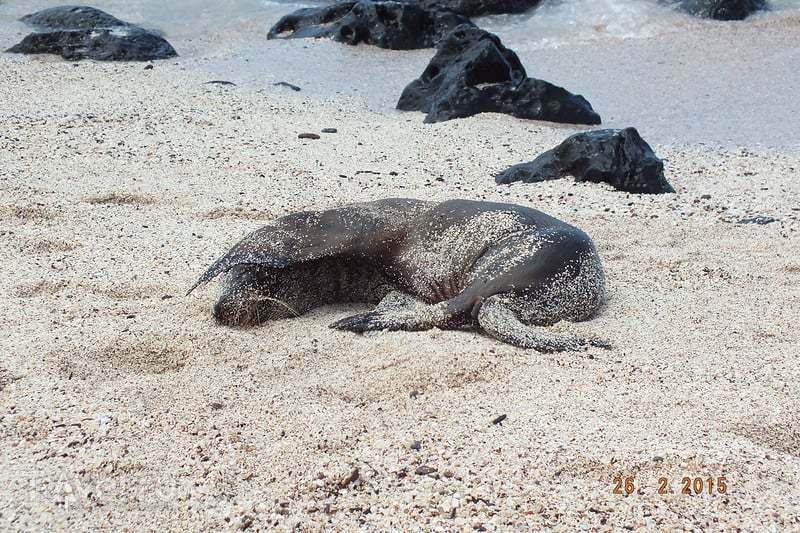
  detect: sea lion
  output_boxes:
[188,198,609,352]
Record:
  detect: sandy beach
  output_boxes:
[1,5,799,531]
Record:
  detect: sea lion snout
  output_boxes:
[212,293,253,326]
[212,265,299,326]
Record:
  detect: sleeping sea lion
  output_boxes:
[188,198,609,352]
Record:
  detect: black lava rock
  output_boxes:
[8,28,178,61]
[268,0,473,50]
[19,5,127,28]
[670,0,765,20]
[6,6,177,61]
[495,128,674,194]
[414,0,542,17]
[397,25,600,125]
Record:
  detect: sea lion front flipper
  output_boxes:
[188,203,410,294]
[477,296,610,353]
[330,291,458,332]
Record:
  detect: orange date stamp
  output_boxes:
[612,476,728,495]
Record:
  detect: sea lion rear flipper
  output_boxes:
[477,296,610,353]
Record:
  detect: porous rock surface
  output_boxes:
[397,25,600,124]
[413,0,542,17]
[18,4,127,28]
[6,5,177,61]
[268,0,473,50]
[670,0,766,20]
[496,127,675,194]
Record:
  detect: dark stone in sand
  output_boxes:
[267,0,473,50]
[414,0,542,16]
[397,25,600,124]
[495,128,674,194]
[273,81,302,91]
[737,216,776,225]
[8,28,178,61]
[670,0,765,20]
[6,6,177,61]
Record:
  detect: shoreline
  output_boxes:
[197,9,800,147]
[3,3,800,146]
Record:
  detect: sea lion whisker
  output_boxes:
[254,295,301,318]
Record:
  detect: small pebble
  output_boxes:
[273,81,301,91]
[410,440,421,450]
[339,468,359,488]
[298,133,320,140]
[321,128,337,134]
[239,515,254,530]
[415,465,437,475]
[737,216,777,225]
[491,414,507,425]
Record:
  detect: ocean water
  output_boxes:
[2,0,798,46]
[4,0,799,46]
[2,0,800,145]
[481,0,800,49]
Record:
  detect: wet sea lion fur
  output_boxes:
[188,198,609,352]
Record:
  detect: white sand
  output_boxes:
[1,11,799,531]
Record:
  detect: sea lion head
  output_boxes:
[212,264,301,327]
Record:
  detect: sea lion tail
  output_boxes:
[186,252,243,296]
[186,263,221,296]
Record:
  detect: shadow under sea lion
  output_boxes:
[188,198,609,352]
